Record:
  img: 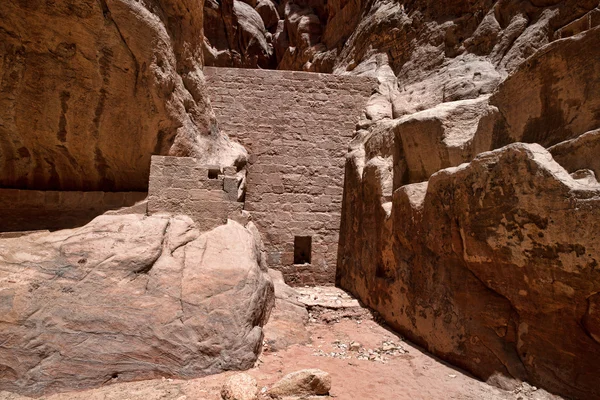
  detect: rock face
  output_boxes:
[262,269,310,352]
[340,143,600,400]
[203,0,599,80]
[0,215,274,397]
[0,0,245,191]
[336,7,600,400]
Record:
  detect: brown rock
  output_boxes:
[339,142,600,399]
[221,373,258,400]
[0,216,274,396]
[489,26,600,148]
[256,0,280,30]
[267,369,331,398]
[0,0,245,191]
[262,270,310,352]
[203,0,274,68]
[392,95,496,185]
[548,129,600,180]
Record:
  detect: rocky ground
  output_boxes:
[1,286,563,400]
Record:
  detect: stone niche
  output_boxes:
[147,155,245,232]
[204,67,377,285]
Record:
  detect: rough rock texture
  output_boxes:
[267,369,331,398]
[221,373,259,400]
[487,26,600,148]
[0,0,245,191]
[0,215,274,397]
[204,0,275,68]
[549,129,600,181]
[203,0,599,83]
[341,143,600,400]
[262,270,310,352]
[336,4,600,400]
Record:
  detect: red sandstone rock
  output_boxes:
[0,0,245,191]
[339,143,600,399]
[0,216,274,397]
[336,11,600,400]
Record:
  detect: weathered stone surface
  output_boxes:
[335,12,600,399]
[392,95,497,185]
[203,0,597,90]
[262,269,310,352]
[0,215,274,397]
[267,369,331,398]
[221,373,259,400]
[203,0,275,69]
[548,129,600,181]
[339,143,600,399]
[489,26,600,148]
[0,0,245,191]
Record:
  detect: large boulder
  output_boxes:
[0,216,274,397]
[339,143,600,399]
[0,0,246,191]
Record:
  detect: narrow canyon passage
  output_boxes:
[1,0,599,399]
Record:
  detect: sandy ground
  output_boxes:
[1,288,562,400]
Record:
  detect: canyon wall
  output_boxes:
[0,189,146,232]
[336,2,600,399]
[0,1,275,397]
[0,0,245,192]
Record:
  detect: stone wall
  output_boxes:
[147,155,244,232]
[205,67,376,285]
[0,189,146,233]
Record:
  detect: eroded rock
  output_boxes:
[262,270,310,352]
[221,373,259,400]
[0,216,274,397]
[489,26,600,148]
[0,0,246,192]
[339,142,600,399]
[267,369,331,398]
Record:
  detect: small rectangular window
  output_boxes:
[208,168,220,179]
[294,236,311,264]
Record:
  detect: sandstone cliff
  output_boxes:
[336,2,600,399]
[0,0,246,191]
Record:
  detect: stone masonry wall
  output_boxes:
[0,189,146,232]
[147,155,244,232]
[205,67,376,285]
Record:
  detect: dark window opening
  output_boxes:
[294,236,312,264]
[208,168,220,179]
